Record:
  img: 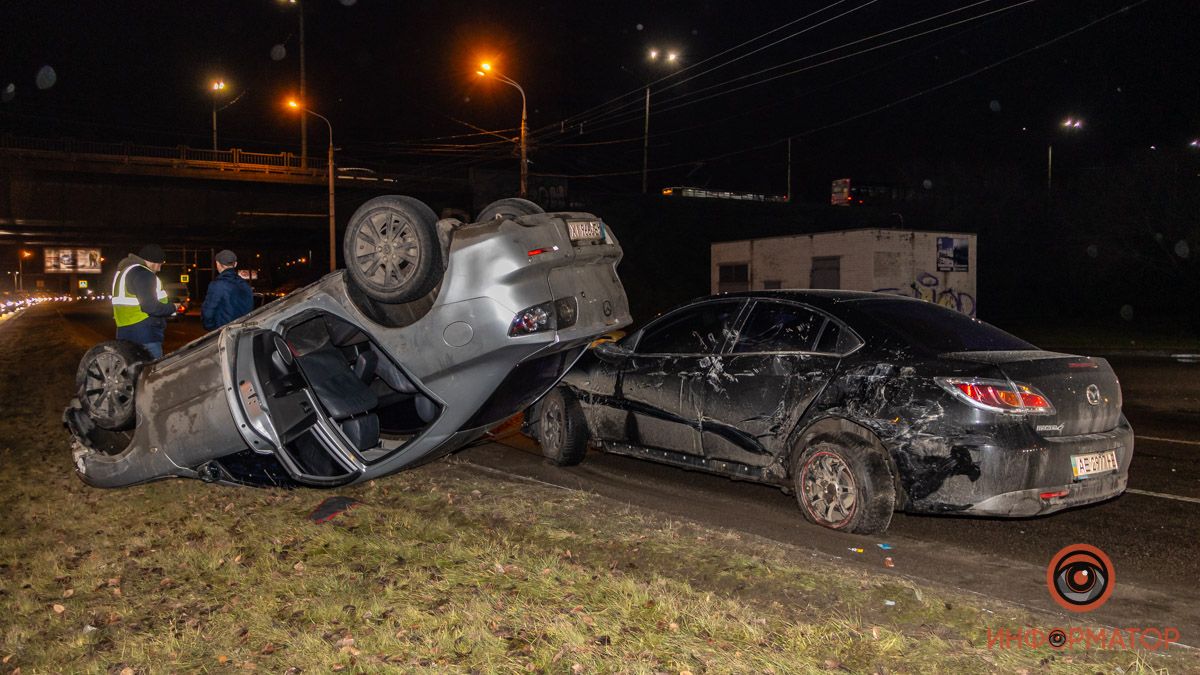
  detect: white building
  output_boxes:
[710,228,978,316]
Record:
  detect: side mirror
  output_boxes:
[592,339,632,363]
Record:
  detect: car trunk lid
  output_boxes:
[941,350,1122,435]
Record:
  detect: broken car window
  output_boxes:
[732,302,822,353]
[636,301,743,355]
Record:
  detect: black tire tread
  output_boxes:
[538,388,589,466]
[342,195,444,304]
[477,197,544,222]
[75,339,150,431]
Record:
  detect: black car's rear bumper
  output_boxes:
[964,470,1127,517]
[902,417,1134,516]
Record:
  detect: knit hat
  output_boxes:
[138,244,166,263]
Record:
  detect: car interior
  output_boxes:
[233,311,443,484]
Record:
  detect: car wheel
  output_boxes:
[343,195,444,304]
[792,437,895,534]
[537,388,588,466]
[76,340,150,431]
[477,197,544,222]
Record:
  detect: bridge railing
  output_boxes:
[0,134,327,173]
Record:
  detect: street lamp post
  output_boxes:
[477,63,527,198]
[210,80,226,151]
[637,48,679,194]
[17,250,32,292]
[1049,117,1084,195]
[289,100,335,272]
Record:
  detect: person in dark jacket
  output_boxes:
[111,244,177,359]
[202,249,253,330]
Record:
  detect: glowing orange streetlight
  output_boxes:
[286,99,336,272]
[17,250,32,292]
[209,79,228,151]
[476,62,527,198]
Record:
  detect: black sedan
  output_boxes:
[531,291,1132,534]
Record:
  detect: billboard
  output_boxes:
[936,237,970,272]
[44,248,102,274]
[830,178,851,206]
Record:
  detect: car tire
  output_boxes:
[792,436,895,534]
[537,388,588,466]
[75,339,151,431]
[343,195,444,304]
[476,197,544,222]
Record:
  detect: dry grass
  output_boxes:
[0,305,1195,673]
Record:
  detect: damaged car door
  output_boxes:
[611,299,747,455]
[701,300,846,470]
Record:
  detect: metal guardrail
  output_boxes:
[0,134,328,174]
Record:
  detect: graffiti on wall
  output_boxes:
[874,272,976,317]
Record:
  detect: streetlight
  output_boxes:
[476,63,528,198]
[288,99,335,272]
[280,0,308,167]
[1048,117,1084,195]
[639,47,682,193]
[209,80,226,151]
[17,250,32,292]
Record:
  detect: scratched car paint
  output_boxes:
[64,197,630,489]
[532,291,1133,534]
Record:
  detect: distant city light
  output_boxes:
[1190,139,1199,148]
[666,51,678,62]
[648,49,658,60]
[211,80,225,92]
[1062,117,1083,129]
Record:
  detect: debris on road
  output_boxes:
[308,496,362,523]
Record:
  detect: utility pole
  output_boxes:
[327,137,335,271]
[641,87,650,194]
[1046,144,1053,195]
[786,137,792,202]
[299,6,307,169]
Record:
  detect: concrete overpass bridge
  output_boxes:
[0,134,476,295]
[0,134,470,252]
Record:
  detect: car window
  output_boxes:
[856,299,1035,352]
[732,302,823,353]
[636,301,743,354]
[814,320,863,355]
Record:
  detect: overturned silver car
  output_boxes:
[65,197,630,488]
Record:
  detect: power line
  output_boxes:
[530,1,1147,180]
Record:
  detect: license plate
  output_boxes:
[567,220,603,242]
[1070,450,1118,478]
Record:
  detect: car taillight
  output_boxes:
[510,303,551,336]
[509,296,580,337]
[935,377,1056,415]
[554,296,578,329]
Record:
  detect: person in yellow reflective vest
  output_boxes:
[111,244,177,359]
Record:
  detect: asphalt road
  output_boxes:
[25,301,1200,644]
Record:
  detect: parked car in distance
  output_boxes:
[531,290,1133,534]
[65,196,631,490]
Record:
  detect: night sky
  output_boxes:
[2,0,1197,197]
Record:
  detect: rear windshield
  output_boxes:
[854,299,1036,353]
